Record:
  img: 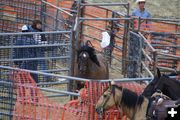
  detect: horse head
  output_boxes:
[77,51,89,74]
[77,44,100,74]
[142,68,162,98]
[95,84,121,115]
[96,83,148,120]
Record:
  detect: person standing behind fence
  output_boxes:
[132,0,151,18]
[27,20,49,81]
[132,0,151,29]
[13,25,38,83]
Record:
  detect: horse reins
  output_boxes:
[101,86,124,114]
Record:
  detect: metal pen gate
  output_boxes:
[0,0,180,120]
[0,0,74,119]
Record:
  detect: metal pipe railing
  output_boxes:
[158,66,178,72]
[79,17,131,21]
[80,3,129,6]
[98,77,153,82]
[0,56,70,62]
[142,49,153,62]
[138,32,156,52]
[0,65,91,82]
[0,81,79,96]
[0,43,70,49]
[141,61,154,78]
[157,52,180,59]
[0,31,71,36]
[41,0,73,16]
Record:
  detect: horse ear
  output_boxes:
[109,81,111,88]
[156,68,161,78]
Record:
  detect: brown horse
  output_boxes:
[74,41,109,90]
[95,83,176,120]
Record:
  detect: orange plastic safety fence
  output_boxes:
[11,71,146,120]
[12,71,87,120]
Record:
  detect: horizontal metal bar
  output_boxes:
[0,31,71,36]
[80,3,129,6]
[0,56,70,62]
[142,30,180,35]
[0,43,70,49]
[45,94,69,98]
[41,12,65,23]
[114,45,123,51]
[40,87,79,96]
[152,44,180,48]
[82,34,101,42]
[79,17,131,21]
[97,77,153,82]
[115,11,126,17]
[0,112,13,117]
[83,23,106,31]
[0,80,78,96]
[37,81,68,86]
[157,52,180,59]
[141,18,180,22]
[41,0,73,16]
[39,68,69,72]
[158,66,177,72]
[157,56,179,60]
[0,65,91,82]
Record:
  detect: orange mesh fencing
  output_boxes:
[11,71,146,120]
[12,71,87,120]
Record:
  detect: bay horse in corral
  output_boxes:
[95,83,179,120]
[142,69,180,100]
[74,41,109,90]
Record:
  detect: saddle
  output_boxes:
[147,92,178,120]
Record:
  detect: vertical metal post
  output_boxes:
[55,0,59,30]
[41,0,47,30]
[55,10,59,30]
[131,17,135,31]
[153,51,157,75]
[138,17,141,31]
[75,0,84,49]
[75,0,81,50]
[122,3,130,76]
[68,30,76,94]
[68,0,82,99]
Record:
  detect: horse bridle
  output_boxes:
[78,52,89,73]
[99,93,111,114]
[98,87,124,114]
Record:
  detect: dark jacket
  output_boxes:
[13,34,38,68]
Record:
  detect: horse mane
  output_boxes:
[121,89,144,108]
[112,85,144,108]
[77,45,100,67]
[159,75,180,85]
